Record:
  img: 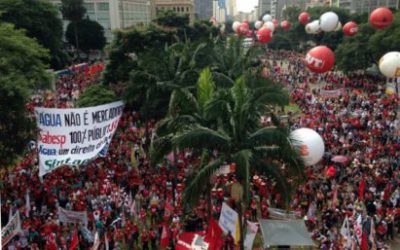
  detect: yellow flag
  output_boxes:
[130,149,138,173]
[234,214,241,245]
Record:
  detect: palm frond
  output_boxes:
[197,67,215,113]
[246,126,286,147]
[150,136,173,165]
[183,156,225,206]
[173,126,231,151]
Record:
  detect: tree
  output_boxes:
[0,22,50,166]
[124,41,207,152]
[367,11,400,62]
[61,0,86,57]
[153,71,303,249]
[0,0,68,69]
[154,9,190,27]
[103,11,220,84]
[76,84,118,107]
[335,23,375,72]
[66,18,106,53]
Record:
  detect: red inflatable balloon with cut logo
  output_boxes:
[281,20,291,30]
[343,21,358,36]
[239,22,249,35]
[305,46,335,73]
[256,27,272,44]
[369,7,393,29]
[298,12,310,25]
[272,19,279,27]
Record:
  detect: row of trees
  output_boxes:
[0,0,106,69]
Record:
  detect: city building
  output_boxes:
[154,0,195,22]
[193,0,213,20]
[258,0,271,17]
[50,0,152,42]
[331,0,399,13]
[213,0,226,22]
[225,0,236,19]
[306,0,330,8]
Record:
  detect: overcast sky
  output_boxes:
[236,0,258,13]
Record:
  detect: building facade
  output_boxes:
[51,0,152,41]
[154,0,195,22]
[258,0,271,17]
[193,0,213,20]
[213,0,226,22]
[333,0,399,13]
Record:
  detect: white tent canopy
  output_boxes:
[259,219,316,248]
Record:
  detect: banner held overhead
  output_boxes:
[35,101,124,176]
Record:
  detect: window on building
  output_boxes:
[186,7,189,12]
[97,3,109,11]
[83,3,94,12]
[181,7,184,12]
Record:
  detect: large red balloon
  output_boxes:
[343,21,358,36]
[257,28,272,44]
[272,19,279,28]
[305,46,335,73]
[238,23,249,35]
[298,12,310,25]
[369,7,393,29]
[281,20,291,31]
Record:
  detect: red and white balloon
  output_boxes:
[290,128,325,166]
[281,20,291,31]
[262,14,272,22]
[320,12,339,32]
[343,21,358,36]
[263,21,275,32]
[257,27,272,44]
[379,52,400,78]
[272,19,279,28]
[254,20,263,30]
[232,21,241,33]
[298,12,310,25]
[369,7,393,29]
[305,20,320,34]
[305,46,335,73]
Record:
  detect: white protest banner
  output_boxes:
[2,211,22,247]
[319,88,346,98]
[218,203,239,242]
[35,101,124,176]
[57,206,88,226]
[244,221,258,250]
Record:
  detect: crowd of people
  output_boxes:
[1,51,400,250]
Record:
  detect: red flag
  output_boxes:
[358,179,365,201]
[206,218,223,250]
[68,229,79,250]
[360,231,369,250]
[165,202,174,217]
[160,223,170,248]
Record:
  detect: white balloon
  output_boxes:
[255,20,263,30]
[334,21,342,32]
[320,12,339,32]
[232,21,241,33]
[379,52,400,78]
[263,14,272,22]
[305,20,320,34]
[290,128,325,166]
[263,21,275,32]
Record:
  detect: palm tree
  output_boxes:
[124,41,208,153]
[152,67,303,249]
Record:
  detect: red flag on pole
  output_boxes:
[68,229,79,250]
[160,223,170,248]
[205,217,223,250]
[358,179,365,201]
[360,231,369,250]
